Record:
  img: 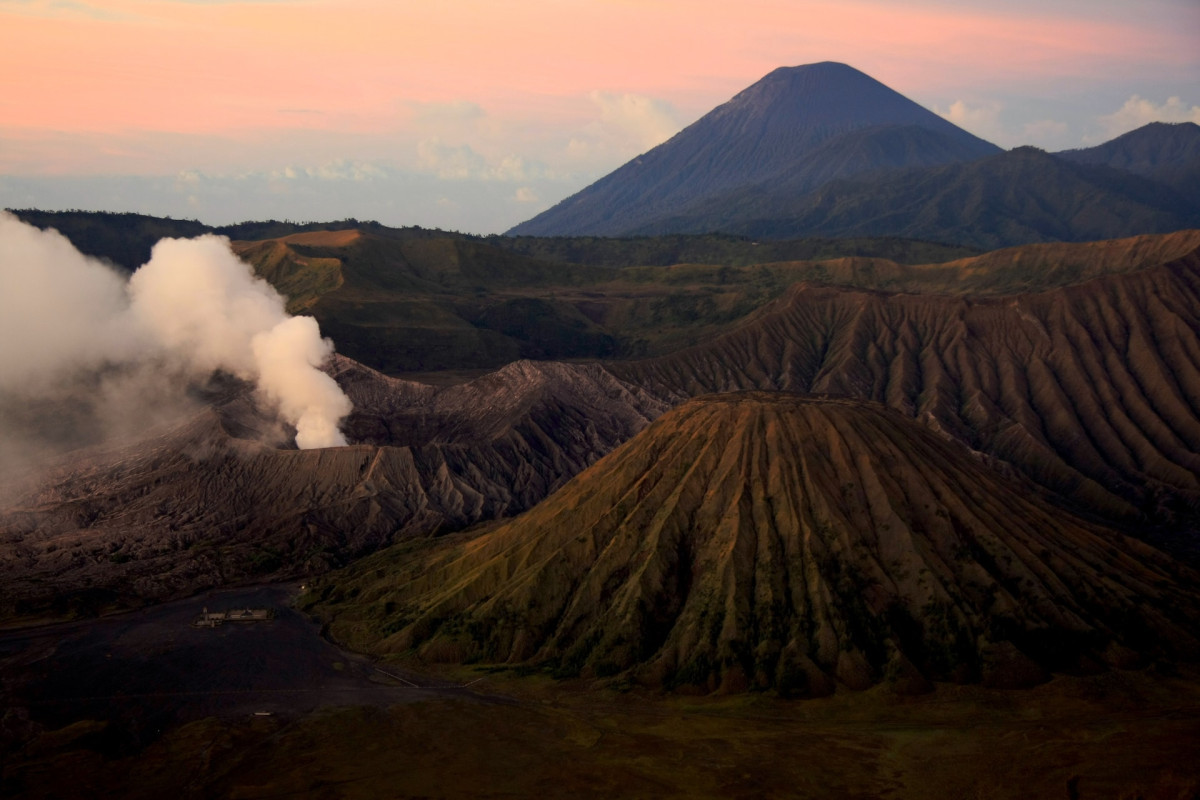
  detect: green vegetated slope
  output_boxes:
[9,208,977,272]
[17,209,1197,377]
[232,226,1200,373]
[311,394,1200,694]
[232,229,621,372]
[229,228,988,372]
[494,232,978,267]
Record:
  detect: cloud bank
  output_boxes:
[1098,95,1200,139]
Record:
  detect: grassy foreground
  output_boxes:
[5,664,1199,799]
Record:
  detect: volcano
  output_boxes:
[508,63,1199,245]
[320,393,1200,694]
[508,62,1000,237]
[0,357,668,620]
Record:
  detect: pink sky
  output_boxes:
[3,0,1193,133]
[1,0,1197,230]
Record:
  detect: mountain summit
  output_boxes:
[508,62,1000,236]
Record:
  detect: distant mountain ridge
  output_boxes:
[644,145,1199,249]
[508,62,1000,237]
[509,65,1200,246]
[1058,121,1200,208]
[1058,122,1200,178]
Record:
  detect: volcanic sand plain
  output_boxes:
[2,583,1199,799]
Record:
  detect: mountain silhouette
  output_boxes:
[508,62,999,237]
[509,64,1199,246]
[642,146,1199,248]
[1058,121,1200,208]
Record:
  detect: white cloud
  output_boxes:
[589,91,682,150]
[415,139,553,182]
[301,160,386,182]
[935,101,1076,149]
[512,186,539,204]
[491,155,533,182]
[416,139,491,180]
[1097,95,1200,139]
[177,160,388,186]
[937,99,1005,142]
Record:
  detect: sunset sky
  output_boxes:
[2,0,1198,233]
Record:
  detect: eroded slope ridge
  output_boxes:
[319,394,1199,694]
[615,241,1200,534]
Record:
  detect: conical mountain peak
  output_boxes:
[319,393,1199,694]
[509,63,1000,237]
[717,61,951,136]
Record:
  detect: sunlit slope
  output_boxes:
[234,227,1200,373]
[317,394,1200,693]
[613,234,1200,531]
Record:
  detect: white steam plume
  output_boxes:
[0,213,142,392]
[129,234,351,447]
[251,316,350,450]
[0,211,352,451]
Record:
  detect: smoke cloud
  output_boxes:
[127,233,351,448]
[0,213,142,393]
[0,211,352,458]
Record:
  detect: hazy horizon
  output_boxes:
[2,0,1198,234]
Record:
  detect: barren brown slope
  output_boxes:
[317,394,1200,693]
[0,358,668,620]
[612,236,1200,539]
